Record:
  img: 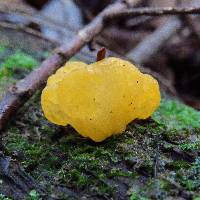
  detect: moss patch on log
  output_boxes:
[0,46,200,199]
[1,92,200,199]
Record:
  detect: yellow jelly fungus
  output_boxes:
[41,57,160,142]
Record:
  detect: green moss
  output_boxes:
[2,94,63,177]
[0,194,12,200]
[131,178,174,199]
[153,98,200,131]
[193,197,200,200]
[51,125,156,197]
[108,168,136,178]
[5,128,45,168]
[130,192,149,200]
[58,168,89,187]
[179,140,200,151]
[0,45,6,53]
[176,158,200,191]
[26,190,41,200]
[2,51,38,69]
[55,137,117,196]
[166,160,191,170]
[57,163,115,196]
[0,51,38,79]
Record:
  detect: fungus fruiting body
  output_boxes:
[41,57,160,142]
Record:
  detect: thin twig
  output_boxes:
[105,6,200,20]
[0,21,58,44]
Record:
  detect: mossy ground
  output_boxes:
[0,45,200,199]
[0,45,39,100]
